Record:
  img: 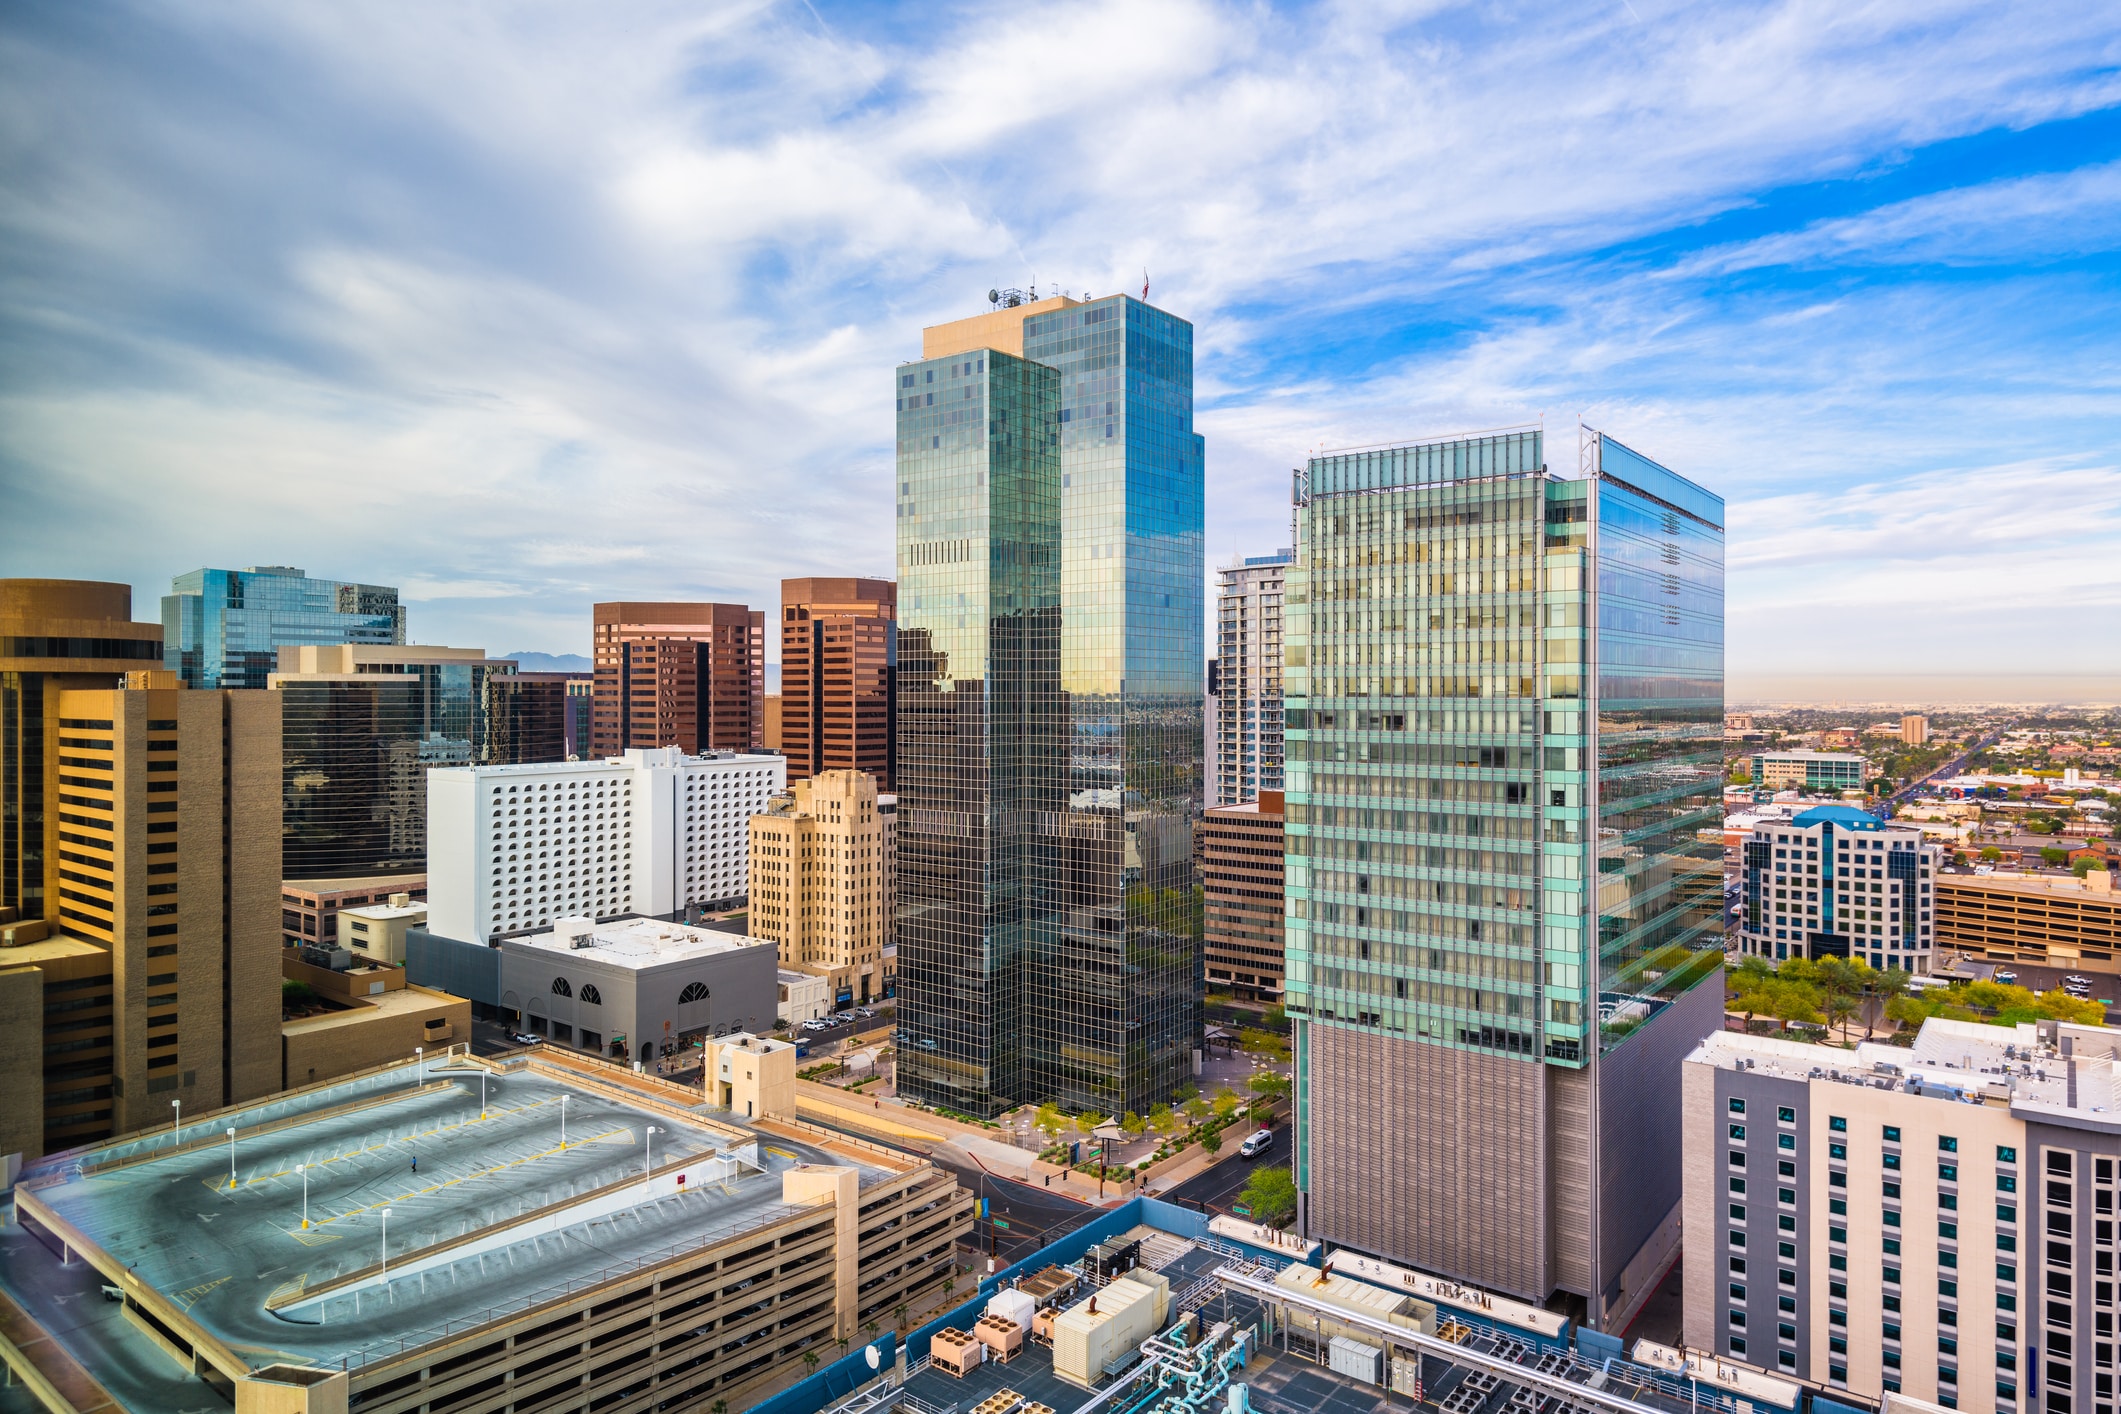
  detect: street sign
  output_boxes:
[993,1219,1010,1231]
[1232,1203,1251,1217]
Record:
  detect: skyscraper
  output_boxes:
[894,291,1204,1117]
[1216,549,1294,805]
[5,670,281,1154]
[162,566,404,689]
[590,603,764,758]
[779,578,895,788]
[1,581,164,925]
[750,769,888,1008]
[1286,427,1724,1329]
[271,645,525,881]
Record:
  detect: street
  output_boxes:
[1161,1149,1283,1215]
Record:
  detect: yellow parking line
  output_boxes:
[296,1127,631,1233]
[204,1097,559,1196]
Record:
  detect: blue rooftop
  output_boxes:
[1792,805,1883,831]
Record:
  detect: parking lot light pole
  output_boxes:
[380,1208,392,1284]
[171,1098,181,1145]
[559,1094,568,1150]
[298,1164,310,1228]
[226,1127,238,1189]
[645,1125,661,1182]
[415,1046,424,1086]
[480,1070,491,1119]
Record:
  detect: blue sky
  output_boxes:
[3,0,2119,700]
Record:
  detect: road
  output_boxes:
[1161,1149,1282,1215]
[1878,726,2008,815]
[927,1150,1105,1270]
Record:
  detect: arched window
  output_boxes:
[579,983,602,1006]
[551,977,572,998]
[678,982,709,1004]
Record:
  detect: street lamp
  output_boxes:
[415,1046,424,1086]
[170,1098,181,1145]
[479,1070,493,1119]
[226,1127,237,1190]
[380,1207,392,1284]
[559,1094,569,1150]
[297,1163,310,1229]
[645,1125,661,1181]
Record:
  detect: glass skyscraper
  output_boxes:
[164,566,405,690]
[894,293,1205,1118]
[1286,428,1724,1328]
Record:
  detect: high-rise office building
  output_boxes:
[1286,428,1724,1329]
[750,769,887,1009]
[1204,658,1220,809]
[163,566,405,690]
[1901,713,1930,746]
[1,581,164,926]
[1733,805,1941,972]
[780,578,895,788]
[1216,549,1294,805]
[3,671,280,1155]
[271,645,525,881]
[1203,789,1286,1000]
[591,603,764,758]
[481,674,568,765]
[512,670,594,760]
[894,291,1204,1117]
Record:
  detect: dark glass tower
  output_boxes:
[895,294,1205,1117]
[1287,428,1725,1328]
[163,566,404,690]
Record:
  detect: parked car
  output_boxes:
[1239,1129,1275,1159]
[1994,970,2018,985]
[509,1032,542,1047]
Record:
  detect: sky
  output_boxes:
[3,0,2119,701]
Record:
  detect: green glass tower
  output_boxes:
[1286,428,1724,1327]
[895,294,1205,1117]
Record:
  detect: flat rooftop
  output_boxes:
[14,1056,879,1378]
[1691,1016,2121,1124]
[509,915,775,969]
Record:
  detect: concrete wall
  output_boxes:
[281,986,470,1091]
[404,928,500,1006]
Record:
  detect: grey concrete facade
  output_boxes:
[498,921,776,1062]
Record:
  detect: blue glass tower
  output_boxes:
[164,566,405,689]
[895,293,1205,1117]
[1286,428,1724,1326]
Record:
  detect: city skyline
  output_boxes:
[3,5,2118,694]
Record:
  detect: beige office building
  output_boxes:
[1902,714,1930,746]
[1684,1017,2121,1411]
[8,672,281,1156]
[749,770,886,1008]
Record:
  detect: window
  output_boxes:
[1885,1125,1902,1141]
[578,983,602,1006]
[1940,1135,1959,1153]
[1729,1098,1746,1114]
[678,981,710,1004]
[1830,1116,1848,1132]
[1778,1106,1795,1123]
[2000,1145,2019,1163]
[1730,1124,1747,1140]
[550,977,572,997]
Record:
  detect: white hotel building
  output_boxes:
[426,746,784,944]
[1734,803,1943,973]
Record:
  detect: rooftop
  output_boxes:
[1690,1015,2121,1127]
[341,900,428,923]
[12,1054,878,1380]
[441,747,780,777]
[508,914,776,970]
[1938,869,2117,899]
[1754,749,1866,761]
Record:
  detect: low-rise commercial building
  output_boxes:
[1734,806,1942,972]
[1683,1015,2121,1411]
[426,747,784,945]
[1202,788,1284,1000]
[13,1054,972,1414]
[1936,868,2121,975]
[1751,751,1869,794]
[280,873,428,949]
[338,893,427,965]
[280,948,468,1091]
[779,967,831,1025]
[498,914,778,1064]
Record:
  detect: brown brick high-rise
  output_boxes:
[1202,789,1285,1001]
[590,603,764,758]
[779,578,894,788]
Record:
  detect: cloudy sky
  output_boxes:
[4,0,2119,700]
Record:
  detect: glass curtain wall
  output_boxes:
[892,350,1063,1115]
[164,568,404,690]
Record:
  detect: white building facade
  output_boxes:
[427,747,785,943]
[1734,804,1943,973]
[1214,549,1292,805]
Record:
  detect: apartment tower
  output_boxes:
[1216,550,1294,805]
[1287,428,1725,1329]
[749,769,887,1008]
[1,581,164,925]
[591,602,764,758]
[1202,789,1286,1001]
[894,290,1204,1117]
[779,578,895,788]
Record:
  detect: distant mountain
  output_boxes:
[505,652,591,673]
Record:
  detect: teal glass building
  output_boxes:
[894,295,1205,1117]
[1285,428,1724,1327]
[164,566,405,689]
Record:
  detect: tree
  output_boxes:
[1240,1027,1291,1062]
[802,1351,820,1374]
[1866,968,1912,1039]
[1120,1110,1146,1139]
[1034,1102,1069,1144]
[2078,859,2110,879]
[2042,847,2070,866]
[1247,1072,1291,1103]
[1239,1166,1298,1227]
[892,1303,909,1331]
[1182,1096,1213,1128]
[1077,1110,1109,1138]
[1201,1128,1223,1156]
[2038,989,2109,1025]
[1981,847,2003,862]
[1148,1103,1184,1141]
[1211,1087,1243,1122]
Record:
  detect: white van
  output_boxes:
[1239,1129,1274,1159]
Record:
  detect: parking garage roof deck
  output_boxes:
[18,1056,884,1374]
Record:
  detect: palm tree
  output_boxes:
[893,1302,909,1331]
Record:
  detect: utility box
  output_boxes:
[1328,1337,1382,1385]
[1052,1270,1170,1387]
